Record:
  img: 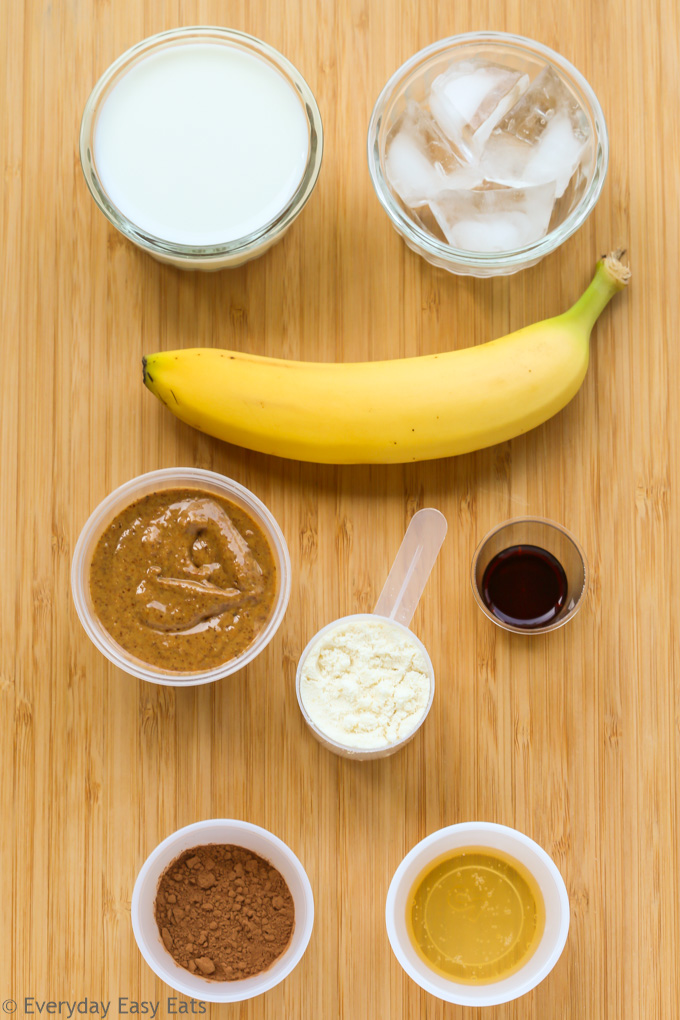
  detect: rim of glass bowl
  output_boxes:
[295,613,436,759]
[79,26,324,263]
[70,468,292,686]
[469,516,589,635]
[367,31,609,269]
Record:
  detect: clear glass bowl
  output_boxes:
[367,32,608,277]
[80,27,323,271]
[470,516,588,634]
[71,468,291,685]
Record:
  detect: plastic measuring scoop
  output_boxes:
[296,508,448,760]
[373,508,448,626]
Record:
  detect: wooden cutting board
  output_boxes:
[1,0,678,1017]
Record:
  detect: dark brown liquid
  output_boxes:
[481,545,568,629]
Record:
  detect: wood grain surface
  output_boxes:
[1,0,678,1017]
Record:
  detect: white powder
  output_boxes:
[298,618,432,749]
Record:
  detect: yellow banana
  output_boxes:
[143,253,629,465]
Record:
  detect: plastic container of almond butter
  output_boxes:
[131,819,314,1002]
[71,468,291,686]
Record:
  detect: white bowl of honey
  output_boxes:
[385,821,569,1006]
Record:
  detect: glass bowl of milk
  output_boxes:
[80,27,323,270]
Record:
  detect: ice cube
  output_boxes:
[428,60,530,161]
[498,64,590,145]
[385,131,441,207]
[384,101,464,207]
[523,111,588,196]
[548,165,587,231]
[478,131,534,186]
[410,204,448,243]
[428,182,556,252]
[480,111,587,198]
[491,64,591,197]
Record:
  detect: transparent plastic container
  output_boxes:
[368,32,608,277]
[80,27,323,270]
[131,818,314,1002]
[296,508,447,759]
[385,821,570,1006]
[71,468,291,685]
[471,516,588,634]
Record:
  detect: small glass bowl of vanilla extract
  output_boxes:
[471,517,588,635]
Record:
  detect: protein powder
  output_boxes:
[298,617,432,750]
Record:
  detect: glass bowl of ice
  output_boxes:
[367,32,608,277]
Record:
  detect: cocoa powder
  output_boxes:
[154,844,295,981]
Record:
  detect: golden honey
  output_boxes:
[406,846,545,984]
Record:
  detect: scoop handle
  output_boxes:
[373,508,448,627]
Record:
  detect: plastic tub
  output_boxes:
[368,31,608,277]
[131,819,314,1002]
[71,467,291,685]
[385,821,570,1006]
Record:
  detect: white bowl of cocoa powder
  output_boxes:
[131,819,314,1001]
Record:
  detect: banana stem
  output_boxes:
[564,250,631,333]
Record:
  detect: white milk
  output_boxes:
[94,43,310,246]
